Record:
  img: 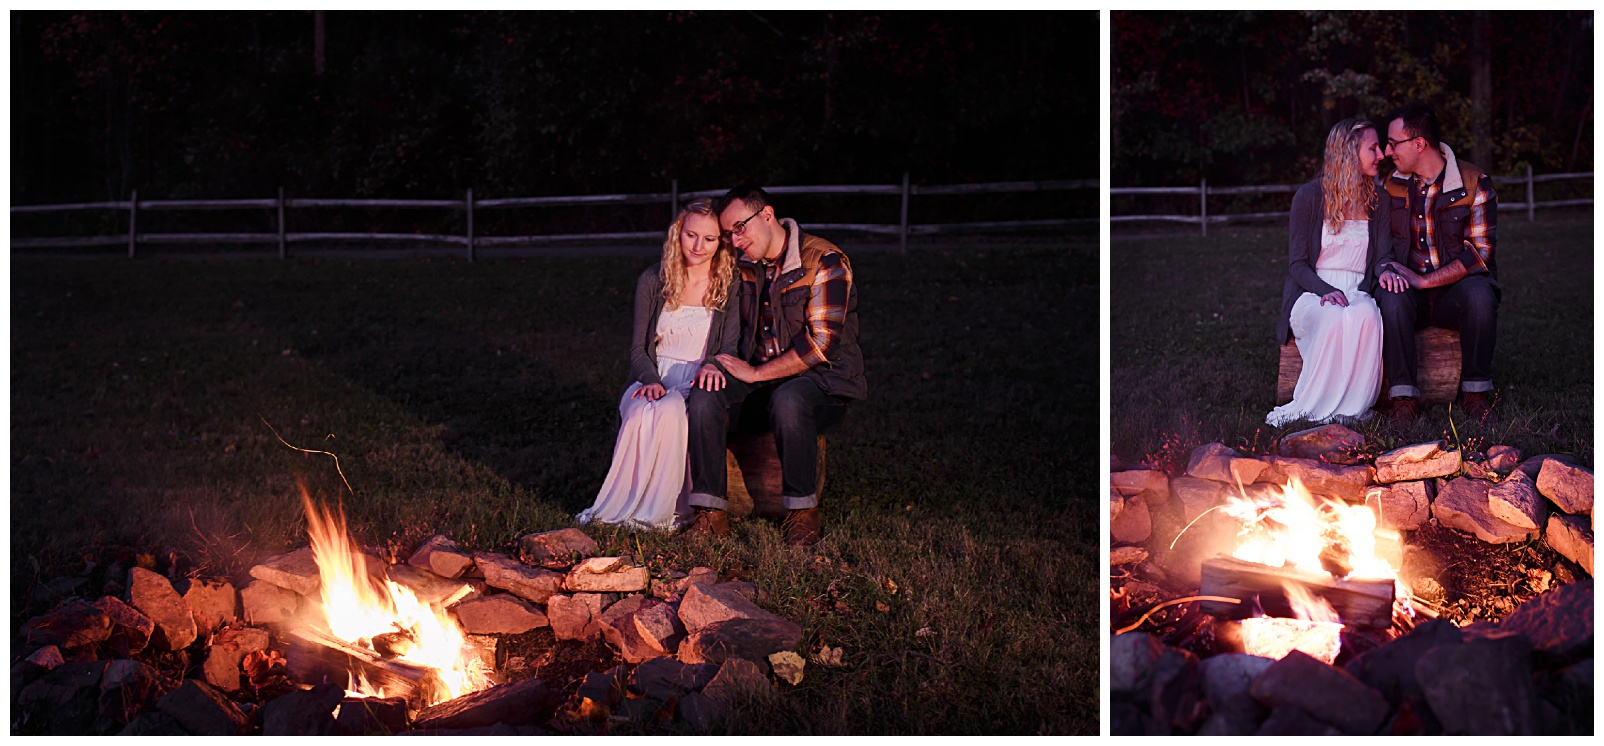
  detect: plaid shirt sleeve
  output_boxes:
[792,251,853,368]
[1457,174,1496,276]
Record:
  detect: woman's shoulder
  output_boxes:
[637,264,663,288]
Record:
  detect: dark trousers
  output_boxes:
[1376,274,1498,398]
[686,375,848,511]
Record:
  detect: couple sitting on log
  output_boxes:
[575,186,865,548]
[1269,102,1499,428]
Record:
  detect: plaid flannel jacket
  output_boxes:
[737,219,866,400]
[1385,144,1497,281]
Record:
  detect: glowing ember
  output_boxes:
[1241,581,1343,663]
[302,492,491,705]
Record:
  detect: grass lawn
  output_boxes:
[1111,213,1593,466]
[10,240,1098,734]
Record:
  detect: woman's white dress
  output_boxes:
[1267,220,1383,427]
[578,304,713,530]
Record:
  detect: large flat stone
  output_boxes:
[180,578,238,634]
[598,595,670,663]
[1171,476,1227,524]
[1249,650,1390,735]
[127,567,198,651]
[156,679,250,736]
[565,556,649,593]
[1488,472,1548,530]
[518,528,599,565]
[1375,441,1462,483]
[1199,653,1275,707]
[1110,493,1151,544]
[411,676,560,730]
[700,658,773,706]
[250,548,322,596]
[1260,456,1374,503]
[678,617,803,667]
[1187,443,1267,485]
[240,579,301,625]
[203,626,271,692]
[450,595,548,635]
[1416,636,1543,735]
[91,596,154,653]
[20,597,113,651]
[1544,515,1594,577]
[678,582,785,633]
[1277,424,1365,464]
[474,553,564,603]
[1343,617,1464,705]
[262,684,341,736]
[407,535,474,579]
[1110,469,1170,503]
[1367,481,1432,531]
[1536,460,1594,515]
[1433,477,1540,544]
[633,602,686,655]
[546,592,614,641]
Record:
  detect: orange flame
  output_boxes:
[300,490,490,705]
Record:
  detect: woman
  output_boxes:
[578,199,740,530]
[1267,119,1392,427]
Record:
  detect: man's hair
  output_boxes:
[1387,102,1441,149]
[714,184,772,218]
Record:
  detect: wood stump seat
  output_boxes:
[724,432,826,520]
[1276,327,1462,407]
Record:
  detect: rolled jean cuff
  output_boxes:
[1389,385,1421,400]
[1461,379,1494,393]
[689,492,729,511]
[782,493,819,510]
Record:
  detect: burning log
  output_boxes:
[1197,556,1394,629]
[285,627,448,708]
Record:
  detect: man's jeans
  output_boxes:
[686,376,848,511]
[1376,274,1499,399]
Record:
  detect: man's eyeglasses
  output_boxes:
[1386,135,1422,150]
[726,207,764,238]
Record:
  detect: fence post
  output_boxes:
[899,172,910,254]
[670,178,679,220]
[278,187,287,260]
[466,188,475,263]
[1526,164,1535,223]
[128,189,138,259]
[1199,177,1208,237]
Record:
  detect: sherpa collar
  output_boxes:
[1389,142,1464,192]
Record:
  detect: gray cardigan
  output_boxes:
[1277,179,1394,344]
[628,263,740,389]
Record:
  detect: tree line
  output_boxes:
[1113,11,1594,188]
[12,11,1095,206]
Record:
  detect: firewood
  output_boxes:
[1197,556,1395,630]
[285,627,446,707]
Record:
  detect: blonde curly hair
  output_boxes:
[661,198,735,311]
[1320,118,1378,233]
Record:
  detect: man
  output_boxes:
[682,185,865,546]
[1375,102,1499,420]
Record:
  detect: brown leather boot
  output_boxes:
[1460,391,1493,420]
[1388,396,1420,422]
[782,508,821,547]
[683,508,730,537]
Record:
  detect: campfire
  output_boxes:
[1109,430,1595,736]
[1195,477,1407,663]
[299,493,492,707]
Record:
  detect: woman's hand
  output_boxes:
[1319,290,1350,307]
[631,383,667,401]
[1378,269,1409,294]
[695,363,726,391]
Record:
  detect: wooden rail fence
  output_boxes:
[11,176,1096,260]
[1112,166,1592,236]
